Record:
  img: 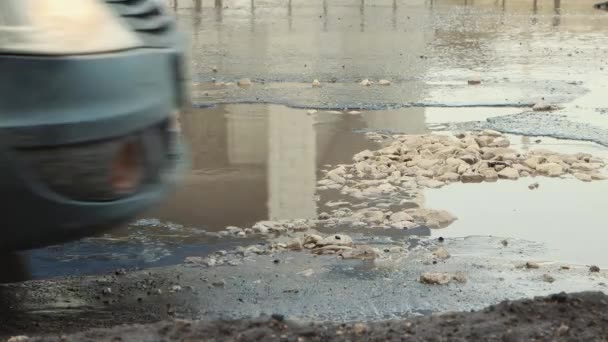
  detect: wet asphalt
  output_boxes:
[4,0,608,338]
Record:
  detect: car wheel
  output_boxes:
[0,252,30,284]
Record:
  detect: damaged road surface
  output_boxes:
[5,0,608,340]
[23,292,608,341]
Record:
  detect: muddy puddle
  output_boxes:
[24,0,608,281]
[29,104,608,278]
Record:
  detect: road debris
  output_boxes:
[420,272,467,285]
[237,78,252,87]
[542,274,556,283]
[533,100,562,112]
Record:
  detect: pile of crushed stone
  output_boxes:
[23,291,608,342]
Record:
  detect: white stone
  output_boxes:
[389,211,414,223]
[574,173,592,182]
[490,137,510,148]
[461,172,484,183]
[432,247,450,259]
[360,79,372,86]
[353,150,374,162]
[318,234,354,247]
[237,78,252,87]
[420,272,451,284]
[481,169,499,181]
[498,167,519,180]
[390,221,417,229]
[252,222,270,234]
[378,79,392,86]
[536,163,563,177]
[364,210,386,223]
[533,101,560,112]
[437,172,460,182]
[481,129,502,137]
[571,163,603,171]
[409,209,457,228]
[312,79,322,87]
[418,179,445,188]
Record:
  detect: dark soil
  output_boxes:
[29,291,608,341]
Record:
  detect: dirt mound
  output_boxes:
[29,291,608,341]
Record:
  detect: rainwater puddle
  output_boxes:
[426,137,608,267]
[29,104,608,277]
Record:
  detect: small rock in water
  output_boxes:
[360,79,372,86]
[498,167,519,180]
[185,256,204,264]
[489,137,510,148]
[409,209,457,228]
[212,280,226,287]
[348,110,362,115]
[482,129,502,137]
[467,78,481,85]
[287,238,303,251]
[432,247,450,260]
[318,212,331,220]
[437,172,460,182]
[526,261,540,269]
[307,109,318,115]
[418,179,444,188]
[390,211,414,223]
[574,173,592,182]
[170,285,182,292]
[212,66,218,72]
[533,100,560,112]
[237,78,252,87]
[536,163,563,177]
[312,79,322,87]
[461,172,484,183]
[590,265,601,273]
[318,234,353,247]
[297,269,315,277]
[377,79,391,86]
[420,272,451,285]
[420,272,466,285]
[542,274,556,283]
[528,182,539,190]
[501,239,508,247]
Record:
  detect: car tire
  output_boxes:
[0,252,30,284]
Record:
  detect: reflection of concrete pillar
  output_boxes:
[225,105,268,165]
[268,106,317,220]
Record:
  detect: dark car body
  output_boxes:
[0,0,189,251]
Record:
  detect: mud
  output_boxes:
[23,291,608,341]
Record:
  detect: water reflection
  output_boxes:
[151,105,427,230]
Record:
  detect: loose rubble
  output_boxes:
[180,130,606,272]
[237,78,252,87]
[419,272,467,285]
[320,131,605,193]
[533,100,562,112]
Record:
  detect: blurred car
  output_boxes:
[0,0,189,254]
